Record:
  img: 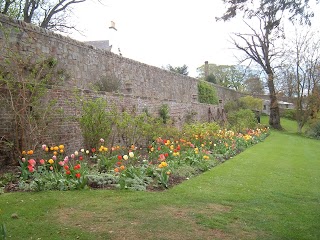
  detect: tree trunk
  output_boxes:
[267,72,282,129]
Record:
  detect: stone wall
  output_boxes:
[0,14,239,166]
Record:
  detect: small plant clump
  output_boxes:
[8,123,269,192]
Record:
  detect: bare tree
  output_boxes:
[230,11,283,129]
[284,29,320,132]
[1,0,90,32]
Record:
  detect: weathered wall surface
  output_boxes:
[0,14,239,166]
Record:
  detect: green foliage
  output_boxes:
[118,165,153,191]
[305,121,320,139]
[225,96,262,112]
[159,104,170,124]
[0,173,15,188]
[239,96,263,110]
[197,81,218,104]
[79,98,114,149]
[280,109,296,120]
[227,109,257,132]
[205,74,217,84]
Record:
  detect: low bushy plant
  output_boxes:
[159,104,170,124]
[280,109,296,120]
[305,121,320,139]
[79,98,114,149]
[227,109,257,132]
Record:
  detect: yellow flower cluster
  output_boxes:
[158,161,168,168]
[194,147,199,154]
[99,146,108,152]
[172,152,180,157]
[243,135,252,141]
[203,155,210,160]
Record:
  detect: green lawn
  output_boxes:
[1,121,320,239]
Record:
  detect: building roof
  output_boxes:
[84,40,112,51]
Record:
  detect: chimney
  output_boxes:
[204,61,209,78]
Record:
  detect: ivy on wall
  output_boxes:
[197,81,218,105]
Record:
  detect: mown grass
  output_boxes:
[1,119,320,239]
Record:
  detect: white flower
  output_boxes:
[74,151,79,156]
[86,150,89,154]
[129,152,134,158]
[80,149,85,153]
[100,138,104,143]
[123,155,128,160]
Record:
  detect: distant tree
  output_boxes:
[164,64,189,76]
[283,29,320,133]
[197,63,255,91]
[244,76,264,95]
[205,74,217,84]
[0,0,88,32]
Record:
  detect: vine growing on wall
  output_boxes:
[197,81,218,105]
[0,26,67,159]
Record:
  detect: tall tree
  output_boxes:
[0,0,88,32]
[218,0,319,129]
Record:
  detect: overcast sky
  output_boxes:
[67,0,244,77]
[68,0,320,78]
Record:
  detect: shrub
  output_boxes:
[239,96,263,111]
[79,98,114,149]
[225,96,262,113]
[227,109,257,132]
[280,109,296,120]
[305,121,320,139]
[159,104,170,124]
[198,81,218,104]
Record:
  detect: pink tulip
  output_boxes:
[39,159,45,165]
[28,159,36,166]
[27,165,35,173]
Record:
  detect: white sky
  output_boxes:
[67,0,320,78]
[67,0,242,77]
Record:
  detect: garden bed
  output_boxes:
[0,125,269,193]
